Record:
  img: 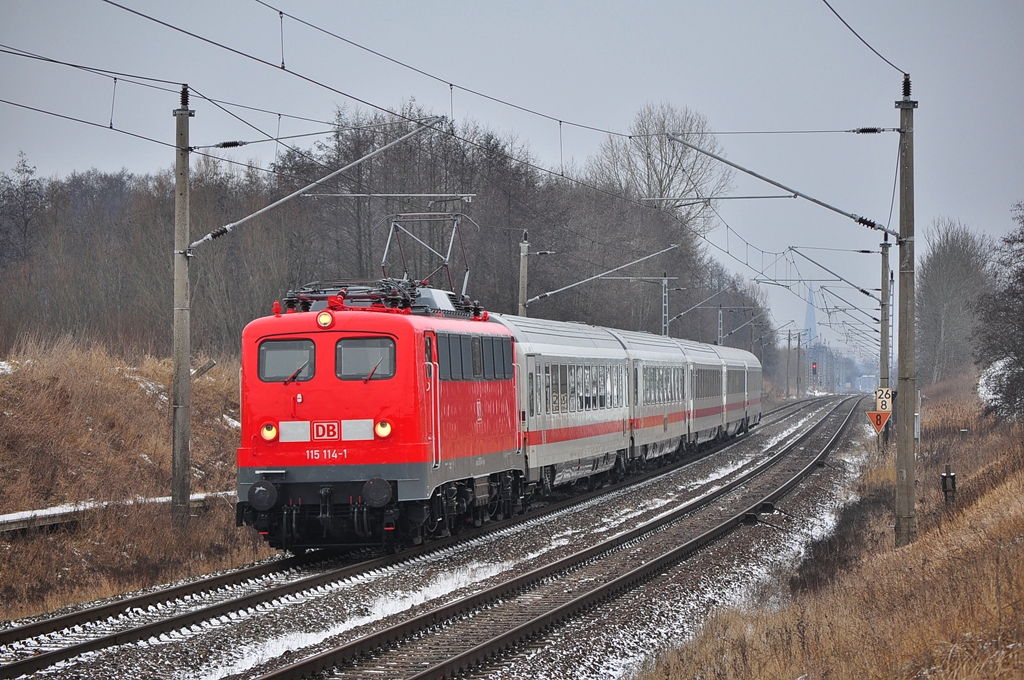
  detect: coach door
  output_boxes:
[524,355,539,453]
[425,332,441,469]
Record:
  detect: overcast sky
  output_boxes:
[3,1,1022,363]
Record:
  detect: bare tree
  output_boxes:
[586,102,732,237]
[916,218,993,384]
[0,151,46,266]
[975,202,1024,417]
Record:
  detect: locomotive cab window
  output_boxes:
[258,339,315,383]
[336,337,396,381]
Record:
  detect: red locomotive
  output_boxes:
[236,279,761,552]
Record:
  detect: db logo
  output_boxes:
[313,421,340,441]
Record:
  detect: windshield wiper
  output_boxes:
[282,360,309,385]
[363,357,384,383]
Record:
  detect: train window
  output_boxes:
[461,336,474,380]
[544,364,551,414]
[258,339,315,383]
[536,368,543,415]
[575,365,583,410]
[598,366,606,408]
[559,364,568,412]
[568,365,577,412]
[425,336,433,364]
[579,366,588,410]
[502,337,513,379]
[528,372,535,417]
[482,337,494,379]
[336,337,395,381]
[471,336,484,378]
[608,366,614,407]
[436,334,450,379]
[614,365,620,408]
[489,337,504,380]
[552,364,560,413]
[447,335,462,380]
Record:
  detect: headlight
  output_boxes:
[316,311,334,328]
[261,423,278,441]
[374,420,393,438]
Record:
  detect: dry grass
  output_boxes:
[638,373,1024,679]
[0,335,239,512]
[0,336,275,621]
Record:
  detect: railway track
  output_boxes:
[0,397,827,679]
[251,396,859,680]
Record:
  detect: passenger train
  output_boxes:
[236,279,762,551]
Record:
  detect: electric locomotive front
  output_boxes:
[236,282,522,552]
[236,296,427,551]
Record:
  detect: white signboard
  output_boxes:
[875,387,892,413]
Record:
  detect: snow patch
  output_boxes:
[191,560,511,680]
[978,358,1009,408]
[117,367,169,403]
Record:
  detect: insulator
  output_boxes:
[902,75,911,98]
[217,141,245,148]
[180,85,189,109]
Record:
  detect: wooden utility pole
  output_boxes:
[172,85,194,527]
[895,74,918,547]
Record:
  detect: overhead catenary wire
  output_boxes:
[1,37,648,262]
[252,1,892,141]
[667,132,898,239]
[189,116,443,250]
[0,96,314,182]
[99,0,425,129]
[820,0,907,75]
[190,128,336,149]
[11,7,878,353]
[95,0,885,303]
[0,42,441,216]
[0,42,411,131]
[238,2,895,353]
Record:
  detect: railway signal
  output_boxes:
[867,410,891,434]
